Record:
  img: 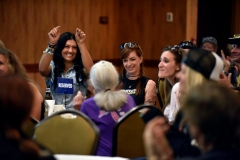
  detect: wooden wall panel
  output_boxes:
[186,0,198,41]
[0,0,119,91]
[117,0,187,60]
[0,0,194,92]
[232,0,240,34]
[0,0,118,62]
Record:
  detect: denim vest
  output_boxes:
[46,61,88,109]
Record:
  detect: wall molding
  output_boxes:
[23,59,159,73]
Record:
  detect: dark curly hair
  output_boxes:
[53,32,87,90]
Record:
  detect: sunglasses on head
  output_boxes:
[164,45,182,55]
[120,42,139,50]
[171,45,180,50]
[179,41,196,49]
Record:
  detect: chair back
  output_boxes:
[33,110,100,155]
[22,117,39,138]
[112,104,160,158]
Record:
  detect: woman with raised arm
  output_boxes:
[39,26,93,109]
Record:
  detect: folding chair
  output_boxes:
[112,104,162,158]
[33,110,100,155]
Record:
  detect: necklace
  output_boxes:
[126,78,139,89]
[126,74,140,78]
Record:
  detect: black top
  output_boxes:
[122,76,149,105]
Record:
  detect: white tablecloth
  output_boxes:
[54,154,129,160]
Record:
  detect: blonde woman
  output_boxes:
[166,48,223,123]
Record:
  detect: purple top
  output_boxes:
[80,95,136,156]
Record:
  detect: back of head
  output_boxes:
[182,48,223,81]
[184,66,207,94]
[90,60,118,92]
[0,76,49,159]
[181,81,240,149]
[0,76,34,130]
[90,60,127,111]
[201,37,218,52]
[201,36,218,47]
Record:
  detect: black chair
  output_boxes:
[33,110,100,155]
[112,104,163,158]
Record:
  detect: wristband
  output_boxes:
[48,43,56,48]
[43,46,54,55]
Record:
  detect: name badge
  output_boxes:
[57,77,74,94]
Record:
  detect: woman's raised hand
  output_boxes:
[221,50,230,73]
[75,28,86,43]
[48,26,61,45]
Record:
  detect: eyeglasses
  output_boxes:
[179,41,196,49]
[120,42,138,50]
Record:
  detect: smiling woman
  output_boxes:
[156,45,182,112]
[39,26,93,110]
[116,42,157,106]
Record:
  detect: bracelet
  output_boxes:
[48,43,56,48]
[43,46,54,55]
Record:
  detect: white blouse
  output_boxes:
[164,82,181,123]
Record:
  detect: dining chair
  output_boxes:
[33,109,100,155]
[112,104,163,158]
[22,116,39,138]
